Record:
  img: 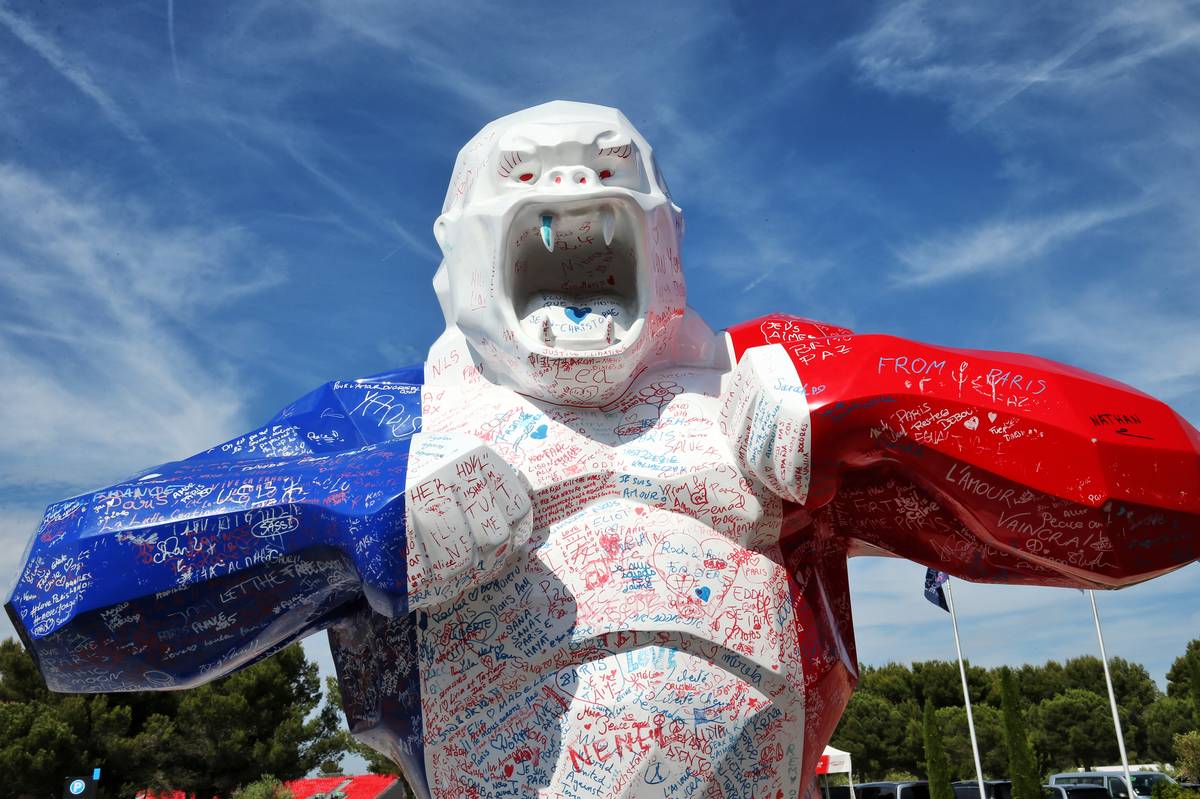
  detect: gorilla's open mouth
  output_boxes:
[506,198,644,352]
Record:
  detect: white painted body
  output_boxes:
[411,328,806,798]
[398,101,820,798]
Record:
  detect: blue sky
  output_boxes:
[1,0,1197,723]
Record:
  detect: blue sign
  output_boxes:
[62,776,96,799]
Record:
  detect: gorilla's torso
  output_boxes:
[417,350,808,797]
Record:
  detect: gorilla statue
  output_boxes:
[8,101,1199,799]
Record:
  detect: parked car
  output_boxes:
[1049,771,1176,799]
[953,780,1013,799]
[856,781,931,799]
[1044,784,1114,799]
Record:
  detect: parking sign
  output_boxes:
[62,776,97,799]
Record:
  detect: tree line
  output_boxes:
[0,639,349,799]
[831,639,1200,782]
[3,635,1198,796]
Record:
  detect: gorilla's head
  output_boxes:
[432,101,689,406]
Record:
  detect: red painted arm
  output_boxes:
[728,315,1200,588]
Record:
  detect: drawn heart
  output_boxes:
[504,764,514,777]
[530,424,548,440]
[964,416,979,431]
[695,586,711,602]
[607,275,615,285]
[987,412,998,422]
[565,306,592,323]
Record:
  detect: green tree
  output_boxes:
[0,699,81,796]
[900,699,930,778]
[159,645,346,799]
[859,663,918,707]
[1144,696,1195,764]
[1193,658,1200,726]
[1032,688,1116,771]
[1061,656,1159,759]
[0,639,178,798]
[936,705,1005,779]
[913,661,991,711]
[0,638,347,799]
[1188,656,1200,729]
[0,636,52,702]
[1014,661,1067,706]
[1001,669,1041,799]
[231,775,294,799]
[1165,641,1200,704]
[832,689,915,779]
[1176,731,1200,782]
[924,699,954,799]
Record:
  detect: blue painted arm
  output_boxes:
[4,366,424,692]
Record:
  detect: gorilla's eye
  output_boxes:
[598,169,613,180]
[498,151,534,182]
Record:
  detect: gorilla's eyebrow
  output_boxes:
[496,150,527,178]
[597,144,633,159]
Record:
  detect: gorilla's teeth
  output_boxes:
[602,208,615,247]
[540,214,554,252]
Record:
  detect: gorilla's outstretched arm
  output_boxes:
[724,314,1200,586]
[5,366,530,694]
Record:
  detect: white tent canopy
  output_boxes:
[817,746,853,775]
[816,746,857,799]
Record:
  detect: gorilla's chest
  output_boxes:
[421,367,781,546]
[421,368,789,655]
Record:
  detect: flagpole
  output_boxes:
[1088,590,1135,799]
[944,581,987,799]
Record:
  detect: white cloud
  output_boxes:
[893,201,1148,286]
[850,0,1200,413]
[166,0,181,83]
[0,3,160,168]
[281,139,438,261]
[0,163,280,489]
[1025,290,1200,410]
[850,1,1200,130]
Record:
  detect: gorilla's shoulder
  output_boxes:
[726,314,855,358]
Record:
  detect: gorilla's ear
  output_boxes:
[433,214,451,253]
